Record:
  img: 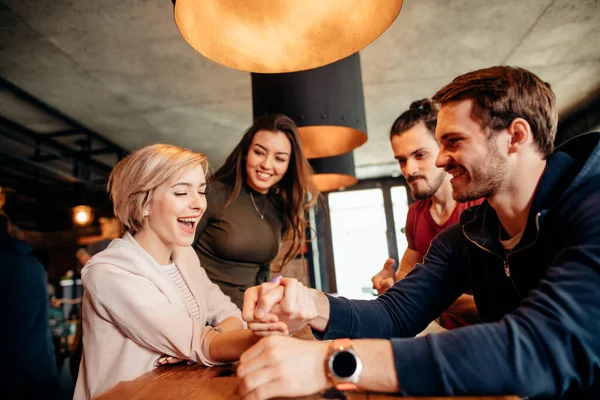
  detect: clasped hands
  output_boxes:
[242,277,318,336]
[237,278,331,400]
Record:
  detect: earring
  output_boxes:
[143,210,149,216]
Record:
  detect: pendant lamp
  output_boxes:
[309,152,357,193]
[173,0,403,73]
[72,205,94,227]
[252,53,367,159]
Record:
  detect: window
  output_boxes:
[391,186,409,259]
[328,189,389,299]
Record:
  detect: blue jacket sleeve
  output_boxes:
[315,223,469,340]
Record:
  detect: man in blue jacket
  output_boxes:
[238,65,600,400]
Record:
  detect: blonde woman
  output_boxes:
[74,144,286,400]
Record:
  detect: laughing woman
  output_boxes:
[193,114,319,308]
[74,144,286,400]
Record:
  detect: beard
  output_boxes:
[450,142,507,202]
[409,170,446,201]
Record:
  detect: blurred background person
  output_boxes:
[0,211,60,399]
[193,114,318,308]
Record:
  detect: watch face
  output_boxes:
[332,350,357,378]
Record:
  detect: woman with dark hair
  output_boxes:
[194,114,319,308]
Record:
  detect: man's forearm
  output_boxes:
[446,294,481,323]
[396,251,420,282]
[308,289,330,332]
[395,265,410,281]
[354,339,400,393]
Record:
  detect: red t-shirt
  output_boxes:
[406,198,482,255]
[404,198,483,329]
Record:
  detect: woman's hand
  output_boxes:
[155,355,189,367]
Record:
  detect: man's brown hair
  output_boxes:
[432,66,558,157]
[390,98,437,139]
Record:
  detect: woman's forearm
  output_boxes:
[215,316,245,332]
[209,329,260,362]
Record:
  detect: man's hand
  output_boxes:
[371,258,396,295]
[243,278,318,335]
[237,336,330,400]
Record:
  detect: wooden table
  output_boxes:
[95,362,519,400]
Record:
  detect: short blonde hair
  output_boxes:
[107,144,209,233]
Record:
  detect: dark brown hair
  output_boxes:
[214,114,319,269]
[390,98,437,138]
[432,66,557,157]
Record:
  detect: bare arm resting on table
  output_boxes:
[209,317,286,362]
[237,336,399,400]
[158,316,287,365]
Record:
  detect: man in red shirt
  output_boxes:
[371,99,482,328]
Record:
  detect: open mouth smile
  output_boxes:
[177,216,201,233]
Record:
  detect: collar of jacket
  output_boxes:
[460,132,600,256]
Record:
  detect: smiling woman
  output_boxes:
[74,144,288,400]
[194,114,319,308]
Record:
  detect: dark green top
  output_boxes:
[193,180,284,308]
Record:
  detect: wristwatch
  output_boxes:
[326,338,363,391]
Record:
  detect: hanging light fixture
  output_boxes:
[72,205,94,227]
[310,152,357,192]
[173,0,402,73]
[252,53,367,159]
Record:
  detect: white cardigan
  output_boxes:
[74,233,241,399]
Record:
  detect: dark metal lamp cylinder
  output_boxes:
[252,53,367,159]
[309,152,357,192]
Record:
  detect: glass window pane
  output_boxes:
[328,189,388,300]
[391,186,409,259]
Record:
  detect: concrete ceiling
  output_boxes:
[1,0,599,179]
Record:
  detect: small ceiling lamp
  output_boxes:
[73,205,94,227]
[310,152,357,193]
[173,0,403,73]
[252,53,367,159]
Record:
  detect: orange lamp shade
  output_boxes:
[310,152,357,193]
[173,0,403,73]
